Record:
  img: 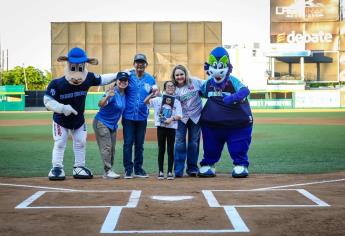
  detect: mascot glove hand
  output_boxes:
[62,105,78,116]
[223,94,235,105]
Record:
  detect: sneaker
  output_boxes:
[134,169,149,178]
[157,171,164,180]
[232,166,249,178]
[167,172,174,180]
[187,171,198,177]
[124,171,133,179]
[48,167,65,181]
[103,170,120,179]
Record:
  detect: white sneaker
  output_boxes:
[157,171,164,180]
[167,172,174,180]
[103,170,120,179]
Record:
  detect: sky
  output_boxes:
[0,0,270,71]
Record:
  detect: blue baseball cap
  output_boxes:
[116,71,129,81]
[67,47,89,64]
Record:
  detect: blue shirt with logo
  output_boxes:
[123,70,156,121]
[95,88,126,131]
[199,75,253,128]
[45,72,101,129]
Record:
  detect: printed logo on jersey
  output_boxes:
[144,83,151,93]
[60,91,87,100]
[50,89,56,96]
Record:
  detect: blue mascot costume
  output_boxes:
[198,47,253,178]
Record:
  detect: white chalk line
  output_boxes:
[252,178,345,191]
[0,182,77,191]
[4,178,341,234]
[151,196,194,201]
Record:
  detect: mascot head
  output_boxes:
[57,47,98,85]
[205,46,232,84]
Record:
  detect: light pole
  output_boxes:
[23,64,28,90]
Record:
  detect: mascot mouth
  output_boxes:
[215,76,222,81]
[71,78,83,85]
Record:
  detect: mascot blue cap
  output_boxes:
[67,47,89,64]
[210,47,230,62]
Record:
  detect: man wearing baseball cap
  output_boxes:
[122,53,157,179]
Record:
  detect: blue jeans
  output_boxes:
[174,119,201,176]
[122,118,147,174]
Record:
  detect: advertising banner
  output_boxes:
[271,0,339,22]
[249,99,293,108]
[270,22,304,43]
[271,22,339,50]
[305,22,339,50]
[294,90,340,108]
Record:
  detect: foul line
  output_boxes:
[252,178,345,190]
[0,182,77,191]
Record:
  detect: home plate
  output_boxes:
[151,195,194,201]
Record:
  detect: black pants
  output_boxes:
[157,126,176,173]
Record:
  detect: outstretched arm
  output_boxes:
[100,73,118,85]
[43,95,78,116]
[223,87,250,105]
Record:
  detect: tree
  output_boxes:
[0,66,51,90]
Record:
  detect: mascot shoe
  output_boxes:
[232,166,249,178]
[198,165,216,177]
[48,167,66,181]
[73,166,93,179]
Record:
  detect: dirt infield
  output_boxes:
[0,172,344,236]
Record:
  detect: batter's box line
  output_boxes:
[15,190,141,209]
[202,189,330,208]
[100,205,250,234]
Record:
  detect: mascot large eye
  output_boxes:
[77,64,85,72]
[212,62,218,68]
[218,62,225,69]
[69,64,77,72]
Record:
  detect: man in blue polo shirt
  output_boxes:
[122,53,157,178]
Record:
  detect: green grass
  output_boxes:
[0,110,345,177]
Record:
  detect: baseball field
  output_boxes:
[0,109,345,235]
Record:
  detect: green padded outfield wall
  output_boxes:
[0,85,25,111]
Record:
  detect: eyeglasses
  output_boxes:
[166,84,175,88]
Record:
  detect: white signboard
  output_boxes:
[294,91,340,108]
[250,100,293,108]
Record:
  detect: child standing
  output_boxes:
[144,81,182,180]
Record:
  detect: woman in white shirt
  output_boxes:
[171,65,203,177]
